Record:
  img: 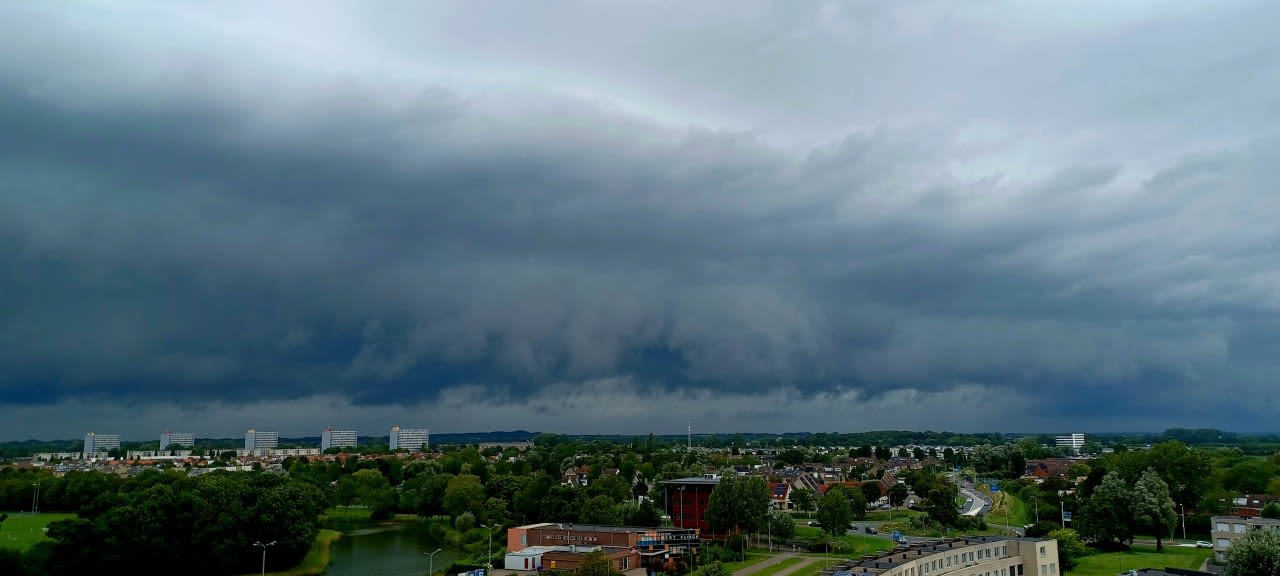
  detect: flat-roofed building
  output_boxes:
[321,428,358,451]
[160,431,195,450]
[83,432,121,459]
[390,426,430,452]
[245,429,279,451]
[840,536,1060,576]
[1211,515,1280,564]
[1054,434,1085,454]
[505,523,698,573]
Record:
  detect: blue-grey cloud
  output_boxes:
[1,1,1279,438]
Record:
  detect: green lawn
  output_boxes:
[754,557,805,576]
[793,525,895,557]
[720,551,774,572]
[1070,545,1210,576]
[0,512,76,551]
[321,506,372,522]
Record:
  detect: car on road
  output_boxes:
[808,521,820,527]
[864,527,877,534]
[1196,541,1212,548]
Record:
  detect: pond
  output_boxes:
[325,522,472,576]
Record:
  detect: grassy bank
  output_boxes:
[1071,545,1210,576]
[984,490,1030,526]
[0,512,76,551]
[243,529,342,576]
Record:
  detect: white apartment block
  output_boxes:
[245,429,279,451]
[83,432,121,459]
[160,431,195,450]
[390,425,430,452]
[1054,434,1085,454]
[321,428,358,451]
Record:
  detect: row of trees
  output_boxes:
[0,469,326,576]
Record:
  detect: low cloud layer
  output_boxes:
[2,1,1279,438]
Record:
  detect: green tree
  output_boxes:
[817,487,853,537]
[1047,528,1087,571]
[1077,471,1133,545]
[889,483,909,508]
[861,482,883,507]
[1132,468,1176,551]
[1225,527,1280,576]
[847,485,867,520]
[444,475,487,519]
[1261,502,1280,519]
[791,488,816,513]
[766,510,795,541]
[704,476,769,535]
[924,481,960,527]
[577,549,619,576]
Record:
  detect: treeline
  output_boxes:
[0,468,326,576]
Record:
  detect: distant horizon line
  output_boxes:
[4,427,1276,444]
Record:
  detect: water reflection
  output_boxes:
[326,523,468,576]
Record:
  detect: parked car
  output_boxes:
[1196,541,1212,548]
[864,527,878,534]
[808,521,820,527]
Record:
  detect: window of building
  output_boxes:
[1216,522,1229,532]
[620,558,628,570]
[1234,524,1247,533]
[1217,538,1230,548]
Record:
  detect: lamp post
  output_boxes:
[1180,503,1187,542]
[481,524,495,575]
[426,548,443,576]
[31,482,42,514]
[253,541,276,576]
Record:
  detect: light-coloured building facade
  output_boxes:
[390,426,430,452]
[245,429,279,451]
[1054,434,1085,454]
[160,431,195,450]
[321,428,358,451]
[83,432,121,459]
[847,537,1060,576]
[1211,515,1280,563]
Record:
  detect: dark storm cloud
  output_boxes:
[1,1,1279,437]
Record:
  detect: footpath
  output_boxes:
[733,553,831,576]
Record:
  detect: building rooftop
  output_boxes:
[660,476,723,485]
[515,523,694,534]
[833,536,1048,574]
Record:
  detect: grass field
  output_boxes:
[793,525,895,557]
[321,506,372,522]
[720,551,773,573]
[0,512,76,551]
[1071,545,1210,576]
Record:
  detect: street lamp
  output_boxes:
[481,524,496,575]
[1180,503,1187,542]
[254,541,277,576]
[31,482,41,514]
[426,548,444,576]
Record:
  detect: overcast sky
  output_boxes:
[2,1,1279,441]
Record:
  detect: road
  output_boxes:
[957,482,990,517]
